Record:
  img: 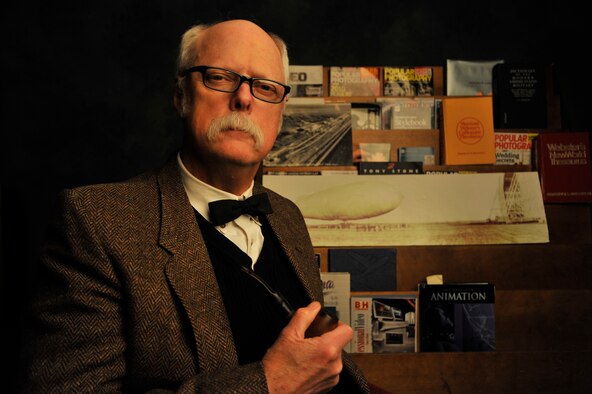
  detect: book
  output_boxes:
[398,146,435,165]
[492,63,547,129]
[533,131,592,203]
[320,272,351,351]
[329,66,381,96]
[446,59,503,96]
[329,248,396,292]
[288,65,324,97]
[418,283,496,352]
[350,294,417,353]
[359,143,391,162]
[263,100,353,167]
[494,131,538,165]
[441,96,496,165]
[382,66,434,96]
[351,102,382,130]
[358,161,423,175]
[377,97,435,130]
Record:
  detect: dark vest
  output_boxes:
[195,211,310,364]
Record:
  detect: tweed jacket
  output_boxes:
[22,158,370,393]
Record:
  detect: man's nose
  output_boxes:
[231,81,253,111]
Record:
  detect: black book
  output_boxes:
[492,63,547,129]
[418,283,496,352]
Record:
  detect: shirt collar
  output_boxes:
[176,152,254,221]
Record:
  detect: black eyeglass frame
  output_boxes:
[179,65,291,104]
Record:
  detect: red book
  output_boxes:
[534,131,592,203]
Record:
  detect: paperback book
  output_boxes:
[533,131,592,203]
[351,102,382,130]
[492,63,547,129]
[398,146,435,165]
[329,66,381,97]
[446,59,503,96]
[418,283,496,352]
[383,66,434,96]
[320,272,351,351]
[350,294,417,353]
[288,65,324,97]
[359,143,391,162]
[329,248,396,292]
[377,97,435,130]
[441,96,496,165]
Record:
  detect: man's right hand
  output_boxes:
[262,301,353,394]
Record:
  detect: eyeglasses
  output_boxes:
[179,65,291,104]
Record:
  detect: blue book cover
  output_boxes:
[398,146,435,165]
[329,248,397,292]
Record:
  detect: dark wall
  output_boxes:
[2,0,586,388]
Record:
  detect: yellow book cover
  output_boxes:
[442,96,495,165]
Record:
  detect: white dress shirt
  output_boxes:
[177,154,265,267]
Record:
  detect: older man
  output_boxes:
[22,19,369,393]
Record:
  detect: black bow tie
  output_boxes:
[208,193,273,226]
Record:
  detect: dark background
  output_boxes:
[2,0,586,389]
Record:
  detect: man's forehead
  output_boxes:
[194,21,283,74]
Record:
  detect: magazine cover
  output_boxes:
[329,67,381,96]
[383,66,434,96]
[351,294,417,353]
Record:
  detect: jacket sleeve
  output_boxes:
[21,188,272,394]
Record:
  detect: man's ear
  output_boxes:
[173,91,184,117]
[173,75,187,117]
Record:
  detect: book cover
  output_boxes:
[494,131,538,165]
[383,66,434,96]
[320,272,351,351]
[288,65,324,97]
[359,143,391,162]
[441,96,496,165]
[329,248,396,292]
[446,59,503,96]
[492,63,547,129]
[351,102,382,130]
[418,283,496,352]
[263,99,353,167]
[398,146,435,165]
[358,161,423,175]
[350,294,417,353]
[534,131,592,203]
[329,66,381,97]
[377,97,435,130]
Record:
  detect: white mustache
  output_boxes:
[207,113,264,149]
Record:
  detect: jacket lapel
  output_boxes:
[157,159,238,372]
[256,184,323,304]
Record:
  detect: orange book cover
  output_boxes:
[442,96,496,165]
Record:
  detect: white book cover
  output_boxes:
[288,65,324,97]
[320,272,351,352]
[446,59,503,96]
